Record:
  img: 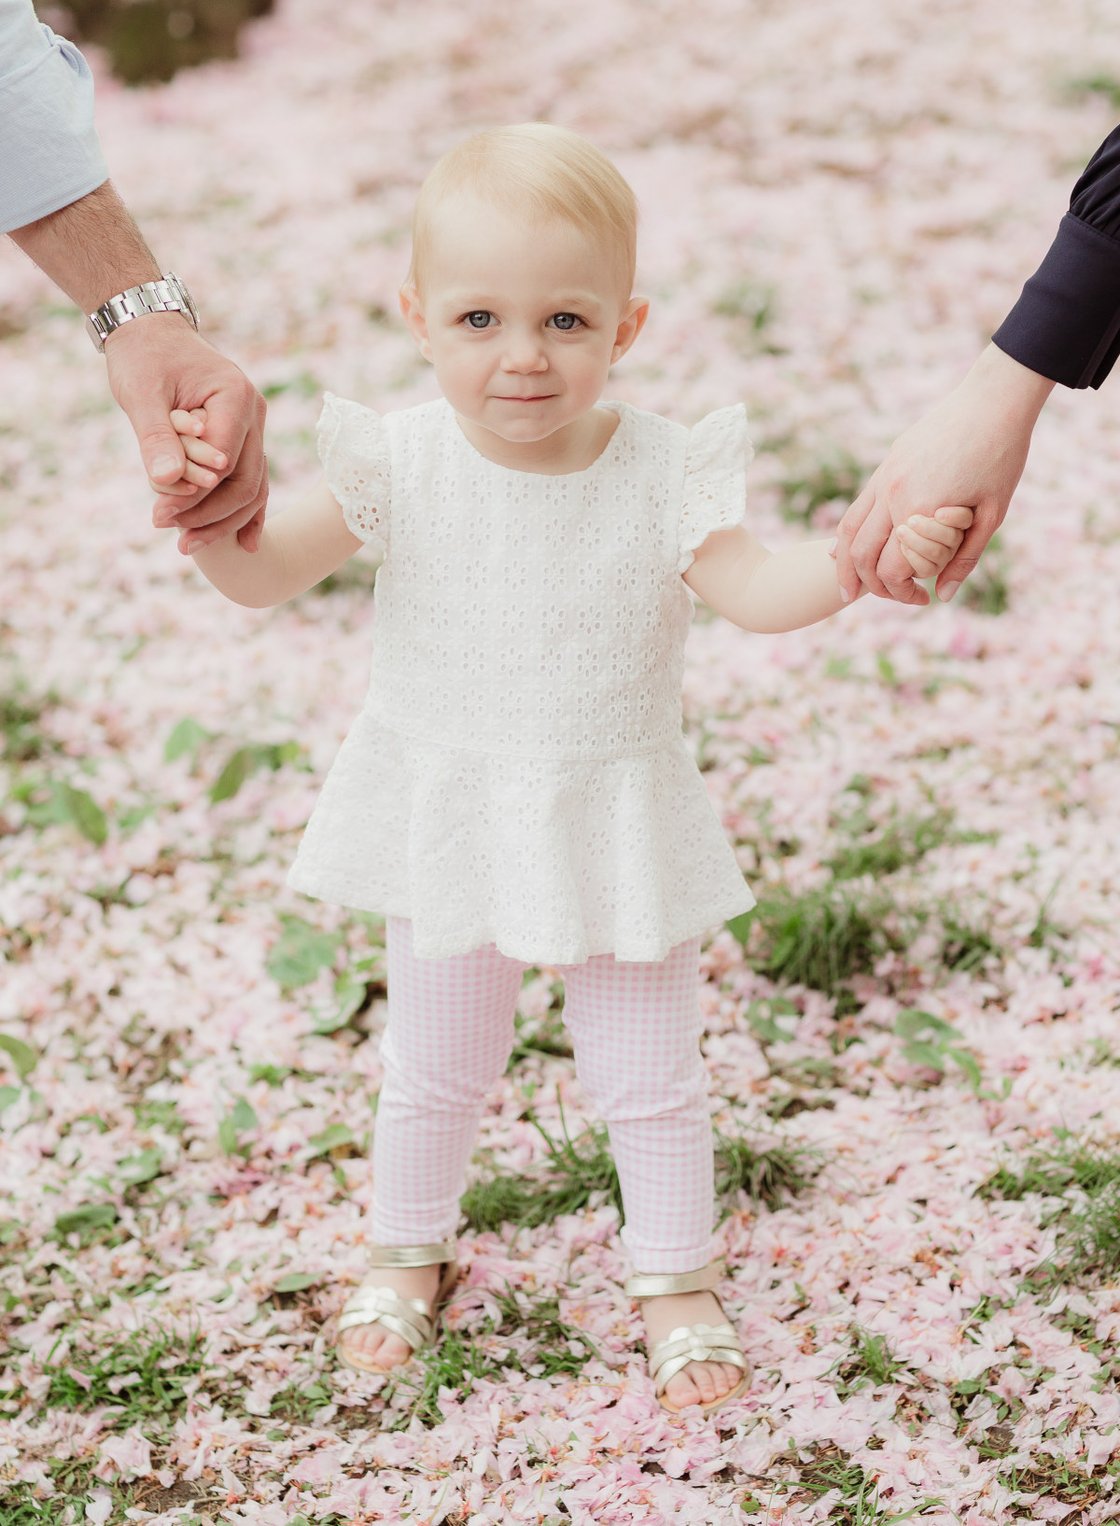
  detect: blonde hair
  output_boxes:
[407,123,638,297]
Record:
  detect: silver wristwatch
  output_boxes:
[86,271,200,351]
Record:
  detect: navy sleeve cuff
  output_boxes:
[992,213,1120,389]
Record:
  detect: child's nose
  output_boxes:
[500,332,548,372]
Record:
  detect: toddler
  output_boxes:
[167,124,969,1416]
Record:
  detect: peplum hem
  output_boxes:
[285,712,756,965]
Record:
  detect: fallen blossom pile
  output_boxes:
[2,0,1120,1521]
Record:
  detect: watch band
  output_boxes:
[86,271,200,352]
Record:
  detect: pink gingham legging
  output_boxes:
[369,916,718,1274]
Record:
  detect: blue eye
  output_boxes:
[550,313,582,330]
[464,311,493,329]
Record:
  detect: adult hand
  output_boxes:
[104,313,268,552]
[833,344,1055,604]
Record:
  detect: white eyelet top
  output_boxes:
[285,393,757,963]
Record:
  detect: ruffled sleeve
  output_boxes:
[676,403,754,575]
[317,391,391,555]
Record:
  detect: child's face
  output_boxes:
[401,190,647,462]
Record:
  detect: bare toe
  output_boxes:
[664,1368,703,1409]
[341,1324,409,1371]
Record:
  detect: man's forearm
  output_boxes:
[7,179,161,311]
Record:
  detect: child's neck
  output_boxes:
[454,406,618,475]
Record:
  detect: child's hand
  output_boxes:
[894,505,974,581]
[168,407,228,492]
[168,407,232,551]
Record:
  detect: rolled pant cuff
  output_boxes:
[622,1232,720,1276]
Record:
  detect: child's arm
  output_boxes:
[682,506,972,633]
[169,408,363,607]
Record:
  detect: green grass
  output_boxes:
[711,279,783,354]
[486,1286,607,1376]
[938,911,1001,973]
[507,1006,573,1066]
[461,1100,622,1231]
[267,1377,334,1424]
[461,1104,824,1234]
[825,805,959,880]
[713,278,777,328]
[1066,71,1120,108]
[379,1328,514,1430]
[713,1126,825,1212]
[824,1325,909,1395]
[997,1451,1117,1512]
[977,1132,1120,1288]
[0,679,62,763]
[0,1468,135,1526]
[958,532,1011,615]
[35,1323,208,1430]
[729,882,893,993]
[776,448,865,525]
[748,1444,946,1522]
[344,1284,607,1431]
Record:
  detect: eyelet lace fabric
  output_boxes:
[286,394,757,963]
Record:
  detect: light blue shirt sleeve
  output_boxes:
[0,0,109,233]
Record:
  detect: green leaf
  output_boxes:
[117,801,159,834]
[953,1376,988,1395]
[745,999,797,1045]
[267,915,341,990]
[0,1085,22,1114]
[56,782,107,845]
[273,1271,319,1293]
[248,1063,292,1086]
[881,1501,948,1525]
[0,1033,37,1079]
[948,1047,983,1091]
[165,716,212,763]
[725,909,756,946]
[210,744,260,803]
[895,1008,964,1045]
[311,978,367,1035]
[209,740,300,803]
[231,1097,258,1131]
[118,1147,164,1186]
[307,1124,353,1157]
[902,1039,947,1072]
[54,1203,118,1237]
[876,651,900,687]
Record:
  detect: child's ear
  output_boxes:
[611,296,650,363]
[399,283,433,361]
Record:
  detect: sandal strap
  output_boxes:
[337,1285,434,1350]
[624,1260,722,1299]
[337,1244,459,1355]
[648,1321,749,1394]
[366,1239,457,1268]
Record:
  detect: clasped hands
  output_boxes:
[103,315,269,553]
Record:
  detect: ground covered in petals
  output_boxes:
[3,0,1120,1521]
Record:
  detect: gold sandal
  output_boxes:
[336,1239,459,1375]
[625,1260,751,1415]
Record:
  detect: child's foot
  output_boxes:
[337,1261,443,1372]
[637,1289,746,1409]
